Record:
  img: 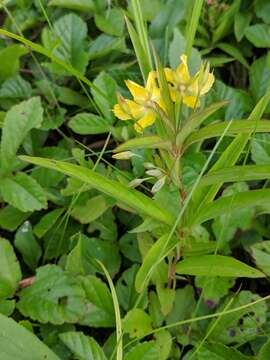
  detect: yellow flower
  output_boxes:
[113,71,162,133]
[165,54,214,108]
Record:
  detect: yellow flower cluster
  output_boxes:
[113,54,214,133]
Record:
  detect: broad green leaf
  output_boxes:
[234,11,252,42]
[15,221,41,271]
[0,75,32,99]
[71,195,109,224]
[193,189,270,226]
[209,291,267,344]
[95,8,124,36]
[33,208,65,238]
[0,299,15,316]
[176,255,265,278]
[48,0,103,12]
[123,309,152,338]
[0,97,43,173]
[136,234,178,293]
[184,120,270,149]
[0,237,21,298]
[198,342,253,360]
[116,265,147,311]
[79,276,114,328]
[166,286,196,325]
[125,342,158,360]
[0,44,27,80]
[258,338,270,360]
[0,313,60,360]
[66,234,120,278]
[195,277,234,303]
[88,34,126,60]
[198,165,270,187]
[17,265,87,324]
[59,332,107,360]
[249,241,270,276]
[42,13,89,74]
[249,55,270,102]
[255,0,270,24]
[115,136,170,152]
[217,43,249,69]
[251,134,270,165]
[154,330,172,360]
[0,172,47,212]
[0,205,30,231]
[245,24,270,48]
[19,156,175,225]
[68,113,111,135]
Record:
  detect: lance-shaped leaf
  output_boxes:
[184,119,270,149]
[114,136,170,153]
[198,165,270,187]
[191,189,270,226]
[19,156,174,226]
[177,101,228,146]
[176,255,265,278]
[0,313,60,360]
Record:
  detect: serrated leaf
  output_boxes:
[0,75,32,99]
[14,221,41,270]
[249,55,270,101]
[17,265,87,324]
[69,113,111,135]
[19,156,174,226]
[59,332,107,360]
[125,341,158,360]
[0,237,21,299]
[0,172,47,212]
[79,276,114,328]
[245,24,270,48]
[176,255,265,278]
[0,97,43,173]
[95,8,124,36]
[42,13,89,74]
[0,313,60,360]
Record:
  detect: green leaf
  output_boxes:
[48,0,102,12]
[176,255,265,278]
[217,43,249,69]
[249,55,270,101]
[193,189,270,226]
[0,205,30,231]
[66,234,121,277]
[0,97,43,173]
[245,24,270,48]
[0,313,60,360]
[68,113,111,135]
[88,34,126,60]
[33,208,65,238]
[198,165,270,187]
[116,265,147,311]
[255,0,270,24]
[95,8,124,36]
[125,342,158,360]
[71,195,109,224]
[251,134,270,165]
[14,221,41,271]
[198,342,253,360]
[249,241,270,276]
[19,156,175,225]
[42,13,89,74]
[123,309,152,338]
[17,265,87,324]
[0,44,27,80]
[115,135,170,152]
[79,275,114,328]
[234,11,252,42]
[0,75,32,99]
[195,277,234,303]
[184,120,270,149]
[0,237,21,299]
[258,338,270,360]
[0,299,15,316]
[0,172,47,212]
[59,332,107,360]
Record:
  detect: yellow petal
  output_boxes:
[125,80,148,100]
[128,101,144,118]
[164,68,174,83]
[134,111,156,133]
[146,71,157,92]
[200,72,215,95]
[113,103,132,120]
[183,95,200,109]
[176,54,190,83]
